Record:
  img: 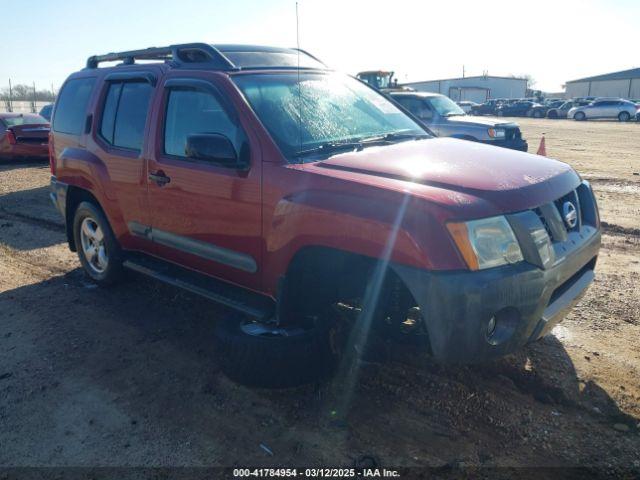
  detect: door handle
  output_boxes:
[148,170,171,186]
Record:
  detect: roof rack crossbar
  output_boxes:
[86,43,237,70]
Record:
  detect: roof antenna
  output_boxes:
[296,1,302,158]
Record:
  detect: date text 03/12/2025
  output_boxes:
[233,468,401,477]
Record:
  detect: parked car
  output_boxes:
[456,100,480,114]
[546,100,592,119]
[495,101,541,117]
[390,91,527,151]
[470,99,504,116]
[568,98,638,121]
[0,113,50,161]
[39,104,54,121]
[529,100,564,118]
[50,43,601,387]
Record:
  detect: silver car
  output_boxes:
[568,98,638,121]
[390,91,528,151]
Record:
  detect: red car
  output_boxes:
[49,43,601,387]
[0,113,50,161]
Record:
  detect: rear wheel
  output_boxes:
[73,201,123,286]
[618,111,631,122]
[574,111,586,121]
[533,109,544,118]
[547,111,558,119]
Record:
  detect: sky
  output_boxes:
[1,0,638,93]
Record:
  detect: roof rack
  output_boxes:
[85,43,237,70]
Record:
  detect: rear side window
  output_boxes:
[53,77,96,135]
[100,81,153,151]
[163,88,239,157]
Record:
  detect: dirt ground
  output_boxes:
[0,118,638,476]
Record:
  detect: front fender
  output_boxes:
[261,187,461,294]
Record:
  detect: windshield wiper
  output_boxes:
[293,132,430,159]
[359,132,430,144]
[293,141,364,159]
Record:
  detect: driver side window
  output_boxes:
[164,88,240,158]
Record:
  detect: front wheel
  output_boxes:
[533,110,544,118]
[574,112,586,121]
[618,111,630,122]
[214,312,338,388]
[73,201,123,286]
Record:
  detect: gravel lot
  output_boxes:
[0,118,638,476]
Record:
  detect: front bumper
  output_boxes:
[481,138,528,152]
[391,181,601,364]
[392,231,599,363]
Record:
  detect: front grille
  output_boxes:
[534,207,554,240]
[533,182,597,244]
[504,127,521,141]
[554,190,581,233]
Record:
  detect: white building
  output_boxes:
[402,75,527,103]
[565,68,640,100]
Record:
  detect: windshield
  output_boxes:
[425,96,465,116]
[2,114,48,127]
[233,72,427,161]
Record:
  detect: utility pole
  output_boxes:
[8,78,12,112]
[33,81,37,113]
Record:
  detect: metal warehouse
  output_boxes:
[565,67,640,99]
[402,75,527,103]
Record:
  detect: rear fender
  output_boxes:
[56,147,127,239]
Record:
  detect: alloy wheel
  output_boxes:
[80,217,108,274]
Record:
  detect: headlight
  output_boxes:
[488,128,505,139]
[447,216,524,270]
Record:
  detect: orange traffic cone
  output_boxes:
[537,134,547,156]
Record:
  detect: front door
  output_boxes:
[145,75,262,290]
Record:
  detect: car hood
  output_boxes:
[304,137,580,217]
[443,115,517,128]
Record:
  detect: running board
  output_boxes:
[123,254,274,320]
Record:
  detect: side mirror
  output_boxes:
[185,133,241,168]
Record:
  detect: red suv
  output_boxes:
[50,43,601,387]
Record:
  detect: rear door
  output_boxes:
[145,74,263,290]
[589,100,610,118]
[90,71,157,252]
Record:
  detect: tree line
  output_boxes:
[0,84,56,102]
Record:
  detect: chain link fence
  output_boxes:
[1,99,52,114]
[1,81,57,113]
